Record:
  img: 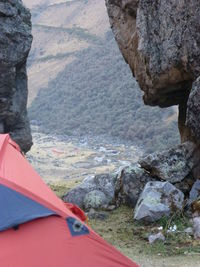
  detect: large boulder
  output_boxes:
[106,0,200,108]
[63,174,117,210]
[134,181,184,222]
[115,164,153,207]
[0,1,32,152]
[106,1,200,173]
[139,142,195,183]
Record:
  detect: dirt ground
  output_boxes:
[132,255,200,267]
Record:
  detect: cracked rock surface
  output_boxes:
[106,0,200,108]
[0,0,32,152]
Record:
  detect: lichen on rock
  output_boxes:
[139,142,195,183]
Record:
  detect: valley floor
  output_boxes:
[28,130,200,267]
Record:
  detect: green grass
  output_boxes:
[90,206,200,257]
[48,179,82,198]
[49,180,200,259]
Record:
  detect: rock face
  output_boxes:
[105,0,200,108]
[134,181,184,222]
[186,77,200,140]
[0,1,32,152]
[106,0,200,177]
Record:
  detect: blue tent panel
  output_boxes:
[0,184,56,231]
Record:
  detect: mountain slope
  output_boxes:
[24,0,179,152]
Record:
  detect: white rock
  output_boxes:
[148,232,165,244]
[184,227,193,235]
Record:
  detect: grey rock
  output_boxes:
[192,217,200,240]
[174,173,196,196]
[0,0,32,152]
[87,208,109,220]
[106,0,200,108]
[134,181,184,222]
[84,190,108,210]
[188,180,200,206]
[184,227,193,235]
[115,164,153,207]
[139,142,195,183]
[148,232,165,244]
[63,174,117,209]
[63,186,92,209]
[186,77,200,140]
[106,205,116,211]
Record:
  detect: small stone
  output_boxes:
[192,217,200,239]
[184,227,193,235]
[192,199,200,215]
[105,205,116,211]
[188,180,200,207]
[87,208,108,221]
[167,225,177,233]
[148,232,165,244]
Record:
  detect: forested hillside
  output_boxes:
[24,0,179,152]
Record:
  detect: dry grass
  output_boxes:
[50,183,200,267]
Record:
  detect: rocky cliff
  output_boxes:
[0,0,32,152]
[106,0,200,176]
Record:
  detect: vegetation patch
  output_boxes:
[50,182,200,258]
[29,31,179,153]
[89,206,200,257]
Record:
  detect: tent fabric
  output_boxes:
[0,134,139,267]
[0,137,68,216]
[0,184,56,231]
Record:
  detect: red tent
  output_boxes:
[0,134,139,267]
